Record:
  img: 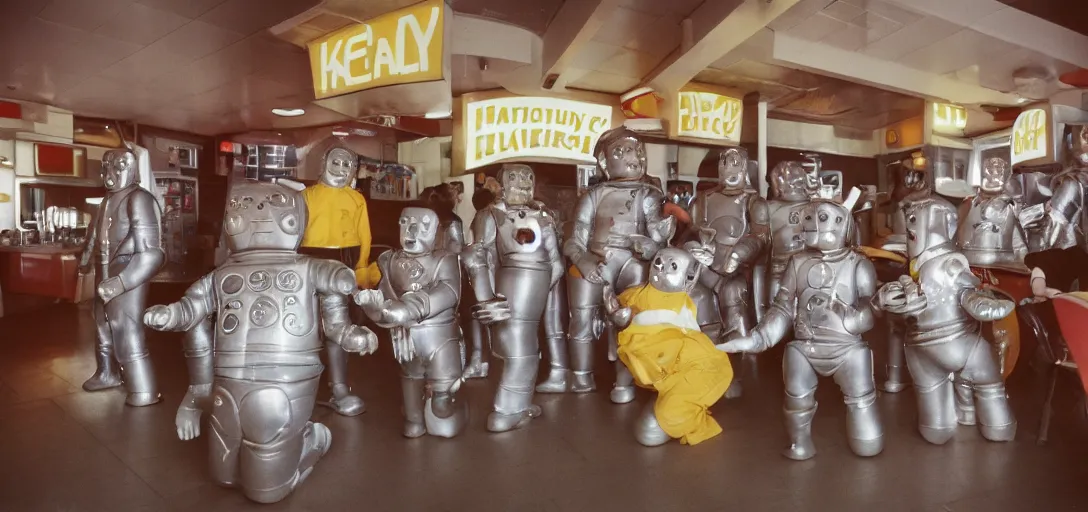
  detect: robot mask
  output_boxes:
[718,148,749,192]
[500,164,535,206]
[399,207,439,255]
[596,128,646,181]
[320,147,358,189]
[224,181,307,253]
[801,200,853,253]
[902,198,958,259]
[770,161,808,201]
[980,157,1012,194]
[101,149,139,191]
[649,248,699,294]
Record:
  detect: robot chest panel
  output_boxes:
[916,259,965,322]
[495,208,548,257]
[796,258,855,313]
[100,195,132,244]
[705,194,749,244]
[214,261,317,338]
[959,201,1013,249]
[389,253,436,295]
[769,201,805,254]
[595,188,643,233]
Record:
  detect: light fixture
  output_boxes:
[424,110,451,119]
[1017,97,1031,105]
[272,108,305,117]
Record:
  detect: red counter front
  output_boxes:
[0,245,82,302]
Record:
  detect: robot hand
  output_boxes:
[685,242,715,268]
[379,300,419,327]
[97,276,125,303]
[877,276,926,315]
[340,324,380,355]
[390,327,415,364]
[574,253,605,284]
[143,304,174,331]
[720,249,744,275]
[717,333,764,354]
[963,291,1015,322]
[354,289,387,319]
[602,285,632,328]
[473,294,512,324]
[176,383,211,441]
[630,234,659,260]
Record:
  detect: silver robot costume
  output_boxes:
[144,180,379,504]
[956,157,1029,271]
[563,127,676,404]
[355,207,468,438]
[80,148,165,406]
[721,199,883,460]
[688,148,769,399]
[1036,126,1088,251]
[757,162,815,322]
[463,164,565,431]
[875,197,1017,445]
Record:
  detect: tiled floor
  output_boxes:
[2,294,1088,511]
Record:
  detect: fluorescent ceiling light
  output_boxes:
[424,111,451,119]
[272,108,306,117]
[1017,97,1030,104]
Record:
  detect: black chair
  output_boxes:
[1017,298,1079,445]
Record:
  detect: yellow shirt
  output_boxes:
[300,183,372,287]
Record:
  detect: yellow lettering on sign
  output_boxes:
[464,97,613,171]
[932,103,967,131]
[1011,109,1048,166]
[676,91,743,143]
[308,0,445,100]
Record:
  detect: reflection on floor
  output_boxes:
[1,295,1088,512]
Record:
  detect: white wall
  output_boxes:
[399,136,451,191]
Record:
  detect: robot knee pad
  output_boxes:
[208,386,243,488]
[844,392,883,457]
[634,402,670,447]
[237,388,306,504]
[974,383,1017,442]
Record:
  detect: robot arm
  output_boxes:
[841,258,877,335]
[144,274,216,332]
[79,206,100,272]
[354,197,373,288]
[543,219,564,288]
[602,284,632,330]
[446,220,466,254]
[642,187,677,248]
[463,208,498,302]
[310,258,379,354]
[750,258,800,350]
[1041,178,1083,248]
[950,264,1014,321]
[361,254,461,327]
[563,191,601,278]
[99,192,165,303]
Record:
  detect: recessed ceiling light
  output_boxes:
[272,108,305,117]
[424,110,451,119]
[1016,97,1031,104]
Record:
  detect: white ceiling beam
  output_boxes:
[771,32,1022,106]
[645,0,802,94]
[540,0,623,90]
[883,0,1088,69]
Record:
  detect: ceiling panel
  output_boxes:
[591,6,658,47]
[93,3,191,45]
[145,20,246,60]
[101,45,198,83]
[595,49,662,79]
[568,70,641,94]
[859,15,961,60]
[838,0,923,25]
[1000,0,1088,38]
[898,29,1021,76]
[37,0,131,32]
[134,0,225,19]
[198,0,320,36]
[619,0,704,17]
[767,0,835,32]
[623,13,682,58]
[788,12,850,42]
[448,0,564,36]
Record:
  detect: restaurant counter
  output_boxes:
[0,244,85,309]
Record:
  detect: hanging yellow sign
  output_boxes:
[932,102,967,132]
[676,91,742,143]
[1011,108,1048,166]
[307,0,446,100]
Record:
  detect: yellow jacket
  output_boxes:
[617,284,733,445]
[300,183,372,287]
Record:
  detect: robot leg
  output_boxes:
[752,263,767,323]
[425,336,469,439]
[83,297,122,391]
[567,275,603,393]
[961,334,1017,442]
[400,359,427,438]
[883,318,910,393]
[108,289,159,407]
[904,343,957,445]
[322,342,365,417]
[634,401,670,447]
[178,318,215,434]
[783,344,819,461]
[953,377,976,426]
[463,316,490,379]
[208,381,242,488]
[488,334,543,432]
[610,259,646,405]
[832,344,884,457]
[719,275,752,399]
[537,280,571,393]
[236,377,328,504]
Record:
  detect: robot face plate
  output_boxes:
[507,207,543,253]
[770,161,807,200]
[500,164,535,206]
[718,148,748,191]
[224,181,306,253]
[902,199,957,259]
[598,134,646,180]
[320,147,358,189]
[399,207,439,255]
[650,248,699,293]
[903,169,927,191]
[801,200,852,252]
[980,157,1011,193]
[101,149,138,191]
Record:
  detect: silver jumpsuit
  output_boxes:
[463,164,565,432]
[758,161,813,321]
[876,197,1017,445]
[956,157,1029,272]
[143,180,379,504]
[723,200,883,460]
[80,148,165,407]
[563,128,675,404]
[1035,127,1088,253]
[356,207,468,438]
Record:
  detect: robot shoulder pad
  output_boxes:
[377,250,395,272]
[938,253,972,279]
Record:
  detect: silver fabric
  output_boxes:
[80,148,165,406]
[956,157,1028,271]
[357,207,467,438]
[1036,127,1088,250]
[757,161,810,321]
[537,277,571,393]
[465,175,563,430]
[876,197,1016,444]
[143,180,378,503]
[722,200,882,459]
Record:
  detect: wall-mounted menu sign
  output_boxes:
[1011,108,1048,166]
[676,91,742,144]
[932,102,967,134]
[464,96,613,171]
[307,0,445,100]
